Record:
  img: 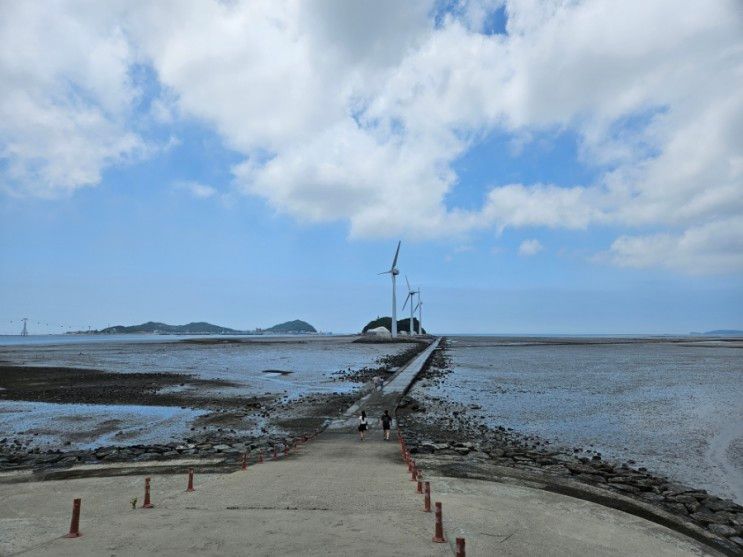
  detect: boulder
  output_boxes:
[708,524,737,537]
[365,326,391,338]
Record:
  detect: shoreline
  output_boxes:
[0,342,427,477]
[1,336,741,551]
[397,339,743,551]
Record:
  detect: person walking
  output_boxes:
[358,410,368,441]
[380,410,392,441]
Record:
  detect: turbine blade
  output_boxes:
[391,240,401,268]
[405,275,411,292]
[402,293,410,311]
[378,270,391,275]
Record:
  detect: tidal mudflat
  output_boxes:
[397,337,743,550]
[406,336,743,502]
[0,335,417,463]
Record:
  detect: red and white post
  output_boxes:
[432,502,446,543]
[63,498,82,538]
[142,477,154,508]
[423,481,431,512]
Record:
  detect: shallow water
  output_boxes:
[435,337,743,503]
[0,335,405,398]
[0,336,406,450]
[0,400,203,449]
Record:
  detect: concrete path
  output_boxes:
[4,433,450,557]
[0,337,723,556]
[425,474,717,556]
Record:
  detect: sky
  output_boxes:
[1,0,742,335]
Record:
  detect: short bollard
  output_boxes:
[284,445,289,456]
[63,498,82,538]
[410,467,417,481]
[455,537,466,557]
[273,446,278,459]
[186,468,195,492]
[423,481,431,512]
[242,452,248,470]
[416,479,423,494]
[142,477,154,508]
[432,502,446,543]
[258,449,264,463]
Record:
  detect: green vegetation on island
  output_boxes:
[97,322,241,335]
[265,320,317,333]
[362,317,426,335]
[92,319,318,335]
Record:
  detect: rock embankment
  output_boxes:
[0,347,414,477]
[331,342,427,384]
[0,389,357,475]
[397,340,743,552]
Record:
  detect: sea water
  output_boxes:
[434,336,743,503]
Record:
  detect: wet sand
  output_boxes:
[0,338,426,474]
[397,340,743,551]
[0,365,251,409]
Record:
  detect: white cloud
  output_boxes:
[1,0,742,273]
[173,181,217,199]
[481,184,603,231]
[518,239,543,256]
[606,219,743,274]
[0,2,146,197]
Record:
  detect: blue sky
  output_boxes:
[1,1,741,335]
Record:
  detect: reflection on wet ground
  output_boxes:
[0,336,408,452]
[434,336,743,502]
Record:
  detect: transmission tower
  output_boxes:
[20,318,29,336]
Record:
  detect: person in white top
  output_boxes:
[358,410,368,441]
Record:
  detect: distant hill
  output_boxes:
[691,329,743,336]
[97,321,241,334]
[362,317,426,335]
[265,320,317,333]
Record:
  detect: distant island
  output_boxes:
[96,321,240,335]
[264,320,316,333]
[690,329,743,336]
[84,319,318,335]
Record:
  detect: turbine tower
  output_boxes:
[415,289,423,335]
[20,318,28,336]
[402,276,419,335]
[379,241,401,337]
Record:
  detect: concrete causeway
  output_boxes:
[0,337,724,556]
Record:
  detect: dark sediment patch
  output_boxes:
[179,338,308,345]
[396,338,743,554]
[0,340,414,479]
[0,365,255,409]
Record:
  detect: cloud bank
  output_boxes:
[1,0,741,273]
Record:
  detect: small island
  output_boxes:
[83,319,319,335]
[264,320,317,333]
[362,317,426,335]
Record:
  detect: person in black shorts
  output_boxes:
[380,410,392,441]
[358,410,368,441]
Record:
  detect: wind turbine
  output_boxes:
[402,276,419,335]
[414,288,423,335]
[379,241,401,337]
